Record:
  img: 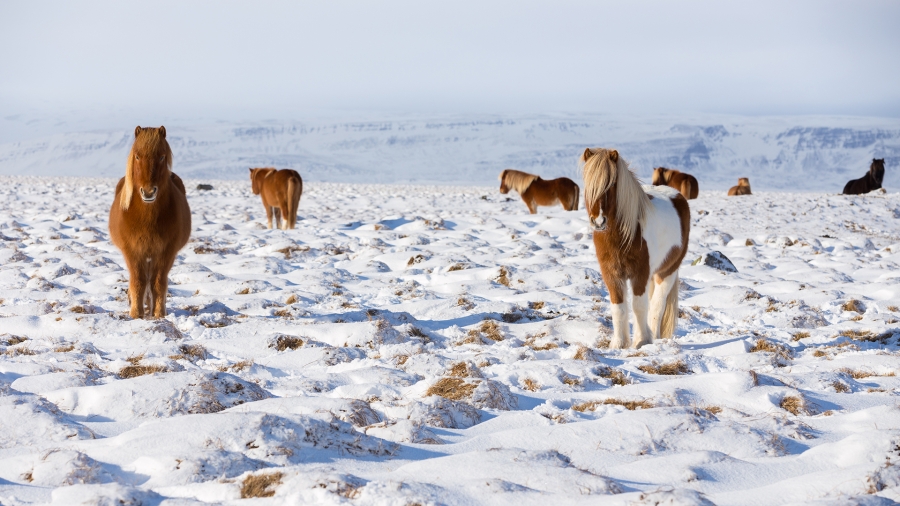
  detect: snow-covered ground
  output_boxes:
[1,176,900,505]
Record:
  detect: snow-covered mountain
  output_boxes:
[0,114,897,191]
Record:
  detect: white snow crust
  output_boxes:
[0,176,900,505]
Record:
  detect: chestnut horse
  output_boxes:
[249,168,303,229]
[843,159,885,195]
[109,126,191,319]
[498,169,579,214]
[582,148,690,349]
[651,167,699,200]
[728,177,752,196]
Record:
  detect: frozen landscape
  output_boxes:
[1,171,900,504]
[0,114,898,191]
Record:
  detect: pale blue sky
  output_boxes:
[2,0,899,121]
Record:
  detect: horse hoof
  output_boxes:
[609,340,628,350]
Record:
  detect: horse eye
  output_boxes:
[159,156,165,163]
[135,155,140,161]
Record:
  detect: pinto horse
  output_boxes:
[109,126,191,319]
[582,148,690,349]
[728,177,752,196]
[843,159,885,195]
[249,168,303,229]
[651,167,699,200]
[498,169,579,214]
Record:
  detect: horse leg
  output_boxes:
[150,255,176,318]
[648,274,677,341]
[273,207,283,230]
[265,204,274,229]
[604,274,630,349]
[125,255,147,319]
[631,280,653,348]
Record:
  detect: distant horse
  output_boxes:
[728,177,752,196]
[843,159,885,195]
[651,167,699,200]
[109,126,191,319]
[249,168,303,229]
[498,169,579,214]
[582,148,690,349]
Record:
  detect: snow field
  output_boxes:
[0,176,900,504]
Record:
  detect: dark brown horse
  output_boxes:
[651,167,699,200]
[498,169,579,214]
[109,126,191,319]
[249,168,303,229]
[728,177,752,196]
[843,159,885,195]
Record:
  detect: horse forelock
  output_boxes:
[582,148,648,246]
[502,169,539,194]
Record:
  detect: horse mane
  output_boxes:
[582,148,649,246]
[500,169,539,194]
[121,128,173,211]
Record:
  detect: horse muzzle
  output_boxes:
[140,186,159,203]
[590,216,607,232]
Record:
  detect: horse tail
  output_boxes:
[682,179,693,200]
[573,183,580,210]
[660,272,679,339]
[286,174,302,229]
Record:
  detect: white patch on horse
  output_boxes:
[641,185,683,275]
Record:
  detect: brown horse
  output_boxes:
[498,169,579,214]
[843,159,885,195]
[249,168,303,229]
[651,167,699,200]
[728,177,752,196]
[582,148,690,349]
[109,126,191,319]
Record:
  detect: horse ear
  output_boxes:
[134,126,142,137]
[582,148,593,161]
[159,126,166,139]
[609,150,619,163]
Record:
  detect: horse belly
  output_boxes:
[642,197,684,275]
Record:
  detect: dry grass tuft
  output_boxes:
[792,331,811,341]
[573,345,596,361]
[745,238,755,246]
[478,319,503,342]
[276,245,309,259]
[501,312,522,323]
[218,360,253,373]
[241,472,283,499]
[638,360,690,375]
[395,355,409,366]
[529,301,545,310]
[749,338,793,363]
[407,254,426,266]
[456,297,474,311]
[448,263,467,271]
[270,334,304,351]
[842,299,865,314]
[703,405,723,415]
[495,266,511,287]
[562,376,581,387]
[573,398,653,412]
[1,335,28,346]
[779,395,809,415]
[272,308,293,318]
[596,366,629,386]
[888,306,899,313]
[54,344,75,353]
[285,294,298,305]
[406,326,428,339]
[832,381,850,393]
[5,346,36,356]
[172,343,206,362]
[522,378,541,391]
[426,377,477,401]
[119,363,167,379]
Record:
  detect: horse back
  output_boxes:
[171,172,186,195]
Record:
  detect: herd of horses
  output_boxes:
[109,125,888,349]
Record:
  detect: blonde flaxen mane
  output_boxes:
[500,169,540,194]
[581,148,649,246]
[121,127,173,211]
